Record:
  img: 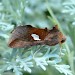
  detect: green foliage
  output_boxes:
[0,0,75,75]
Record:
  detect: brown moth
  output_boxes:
[8,25,66,48]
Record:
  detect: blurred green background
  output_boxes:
[0,0,75,75]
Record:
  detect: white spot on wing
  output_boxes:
[31,34,41,40]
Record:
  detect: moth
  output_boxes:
[8,25,66,48]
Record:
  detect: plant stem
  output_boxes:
[46,2,74,75]
[46,3,63,32]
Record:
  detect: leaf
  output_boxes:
[54,64,73,75]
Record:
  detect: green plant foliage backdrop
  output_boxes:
[0,0,75,75]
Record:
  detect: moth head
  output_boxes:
[52,25,66,43]
[45,25,66,45]
[59,32,66,43]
